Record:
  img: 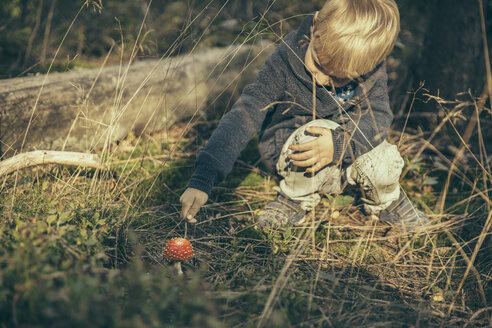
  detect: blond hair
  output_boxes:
[313,0,400,79]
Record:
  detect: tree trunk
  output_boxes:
[0,42,273,157]
[403,0,492,152]
[418,0,486,101]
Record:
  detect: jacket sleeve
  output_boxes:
[330,62,393,165]
[187,47,287,196]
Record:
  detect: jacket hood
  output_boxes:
[281,14,385,100]
[282,14,316,87]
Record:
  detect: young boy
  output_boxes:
[180,0,430,231]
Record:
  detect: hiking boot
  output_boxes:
[256,194,307,228]
[378,192,431,231]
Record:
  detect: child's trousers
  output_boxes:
[277,119,404,214]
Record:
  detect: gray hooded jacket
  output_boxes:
[188,14,393,196]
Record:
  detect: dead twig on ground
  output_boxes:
[0,150,105,177]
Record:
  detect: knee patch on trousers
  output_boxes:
[346,142,404,210]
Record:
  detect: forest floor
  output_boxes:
[0,118,491,327]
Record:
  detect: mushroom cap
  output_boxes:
[163,237,194,261]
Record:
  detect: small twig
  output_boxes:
[437,87,489,213]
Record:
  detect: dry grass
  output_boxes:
[1,1,491,327]
[1,82,490,327]
[122,114,491,327]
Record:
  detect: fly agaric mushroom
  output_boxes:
[163,237,194,275]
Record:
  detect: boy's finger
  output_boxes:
[292,157,317,167]
[187,200,203,222]
[306,163,322,173]
[288,150,315,161]
[306,126,329,136]
[289,140,316,151]
[180,194,193,219]
[185,215,198,224]
[181,199,192,219]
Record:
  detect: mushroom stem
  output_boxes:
[173,261,183,275]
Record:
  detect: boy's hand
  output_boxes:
[288,127,334,173]
[180,188,208,223]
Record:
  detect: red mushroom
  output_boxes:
[163,237,194,275]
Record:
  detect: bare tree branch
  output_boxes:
[0,150,105,177]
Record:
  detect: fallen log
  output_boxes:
[0,41,274,157]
